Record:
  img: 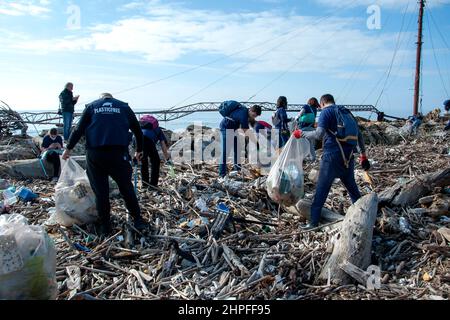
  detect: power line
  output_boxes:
[339,12,395,103]
[428,7,450,52]
[427,6,450,92]
[170,0,360,108]
[246,28,343,102]
[426,10,449,96]
[112,0,361,101]
[362,1,418,105]
[373,1,411,108]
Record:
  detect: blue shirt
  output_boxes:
[318,105,355,157]
[42,135,63,149]
[142,127,167,144]
[220,107,249,130]
[274,108,289,130]
[444,100,450,110]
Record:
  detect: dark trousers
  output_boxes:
[46,151,60,177]
[63,112,73,141]
[276,129,290,149]
[310,152,361,225]
[219,129,240,177]
[141,137,160,187]
[86,147,141,225]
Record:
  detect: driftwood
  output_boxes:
[379,168,450,207]
[284,199,344,222]
[2,121,450,300]
[318,193,379,285]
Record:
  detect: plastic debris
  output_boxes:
[0,214,57,300]
[3,189,18,206]
[266,137,310,206]
[49,158,98,227]
[16,187,38,203]
[399,217,411,234]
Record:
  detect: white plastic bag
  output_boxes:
[399,122,413,136]
[266,137,310,206]
[51,158,98,227]
[0,214,57,300]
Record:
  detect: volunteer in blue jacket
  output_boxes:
[272,96,291,149]
[444,100,450,113]
[295,94,370,230]
[219,102,262,177]
[62,93,148,236]
[139,115,170,188]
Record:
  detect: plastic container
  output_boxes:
[195,198,208,213]
[3,190,18,206]
[17,188,38,203]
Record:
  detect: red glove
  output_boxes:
[359,155,370,171]
[293,129,303,139]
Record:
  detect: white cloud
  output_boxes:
[3,1,412,77]
[0,0,51,16]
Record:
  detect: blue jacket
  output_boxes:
[220,107,249,130]
[318,105,357,157]
[444,100,450,111]
[67,97,143,152]
[273,107,289,131]
[142,127,167,144]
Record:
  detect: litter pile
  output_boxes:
[1,121,449,300]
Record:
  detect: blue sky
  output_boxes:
[0,0,449,117]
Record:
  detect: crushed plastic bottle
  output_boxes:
[195,198,208,213]
[3,189,18,206]
[399,217,411,234]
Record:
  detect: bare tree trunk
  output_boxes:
[379,168,450,207]
[318,193,379,285]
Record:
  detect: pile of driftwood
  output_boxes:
[2,123,449,300]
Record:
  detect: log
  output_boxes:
[0,156,86,179]
[284,199,344,222]
[318,193,379,285]
[379,168,450,207]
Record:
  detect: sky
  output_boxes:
[0,0,449,118]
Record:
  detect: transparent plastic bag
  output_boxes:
[266,137,310,206]
[399,122,413,136]
[50,158,98,227]
[0,214,57,300]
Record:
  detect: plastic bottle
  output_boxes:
[399,217,411,234]
[3,189,18,206]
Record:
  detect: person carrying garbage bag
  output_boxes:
[62,93,149,236]
[296,94,370,230]
[218,101,262,177]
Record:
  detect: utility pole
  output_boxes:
[413,0,425,116]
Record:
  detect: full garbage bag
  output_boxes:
[0,214,57,300]
[50,158,98,227]
[266,137,310,206]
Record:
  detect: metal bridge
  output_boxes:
[16,102,381,126]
